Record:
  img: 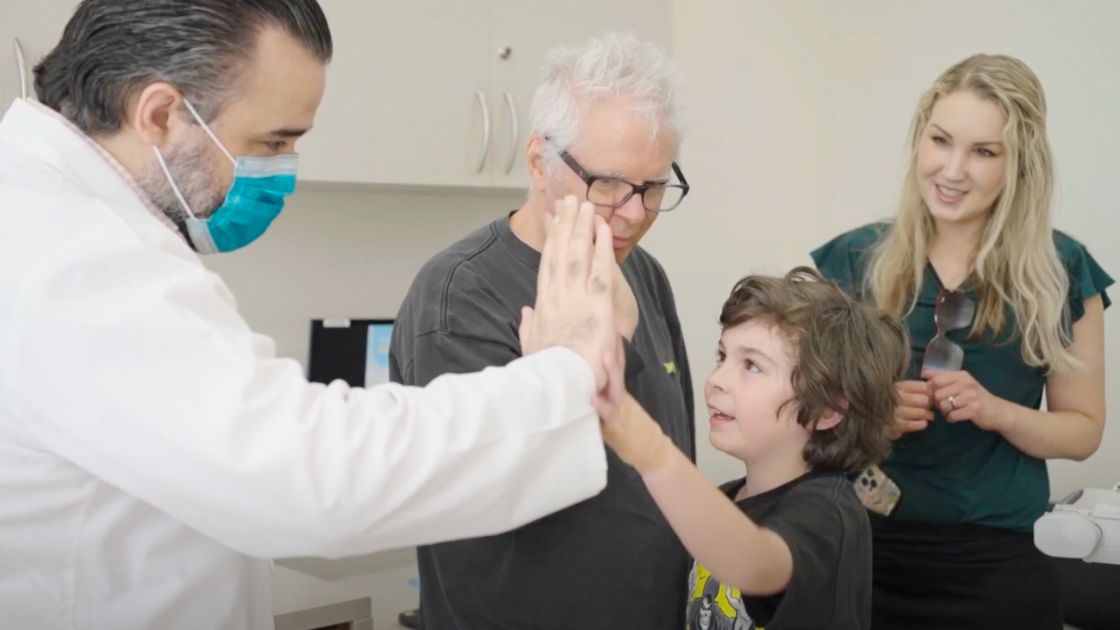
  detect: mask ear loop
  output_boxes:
[152,146,198,220]
[182,99,237,165]
[152,145,219,254]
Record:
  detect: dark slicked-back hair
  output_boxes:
[34,0,332,134]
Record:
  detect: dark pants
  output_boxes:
[869,513,1062,630]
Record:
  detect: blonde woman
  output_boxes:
[812,54,1112,628]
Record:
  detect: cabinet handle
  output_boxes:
[12,38,28,99]
[502,92,519,175]
[474,90,491,174]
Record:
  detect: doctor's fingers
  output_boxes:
[563,200,597,289]
[552,196,586,284]
[538,195,580,297]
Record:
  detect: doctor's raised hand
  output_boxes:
[519,195,619,390]
[1,4,630,626]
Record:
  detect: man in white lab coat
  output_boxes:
[0,1,622,628]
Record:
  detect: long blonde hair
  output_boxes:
[866,54,1076,373]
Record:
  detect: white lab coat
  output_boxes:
[0,99,608,629]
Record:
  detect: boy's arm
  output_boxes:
[600,394,794,596]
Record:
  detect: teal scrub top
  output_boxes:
[812,223,1113,531]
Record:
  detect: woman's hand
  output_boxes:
[923,370,1013,433]
[888,380,935,439]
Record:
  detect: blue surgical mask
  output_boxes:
[153,100,298,254]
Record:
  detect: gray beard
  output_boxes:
[139,137,227,226]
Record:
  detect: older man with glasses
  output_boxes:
[389,33,694,629]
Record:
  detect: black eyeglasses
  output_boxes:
[920,289,976,373]
[551,142,689,213]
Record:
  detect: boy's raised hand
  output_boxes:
[593,346,671,474]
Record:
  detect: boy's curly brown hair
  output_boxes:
[719,266,909,473]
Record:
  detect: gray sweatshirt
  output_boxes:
[390,215,695,630]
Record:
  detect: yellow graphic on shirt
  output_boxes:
[691,565,741,617]
[663,360,677,375]
[687,563,758,630]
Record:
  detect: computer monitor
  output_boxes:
[307,319,395,388]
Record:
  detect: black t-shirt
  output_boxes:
[685,473,871,630]
[391,216,695,629]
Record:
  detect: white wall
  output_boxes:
[658,0,1120,494]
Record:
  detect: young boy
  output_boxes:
[593,267,908,630]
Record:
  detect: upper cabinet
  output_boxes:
[296,0,496,188]
[300,0,670,189]
[2,1,670,190]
